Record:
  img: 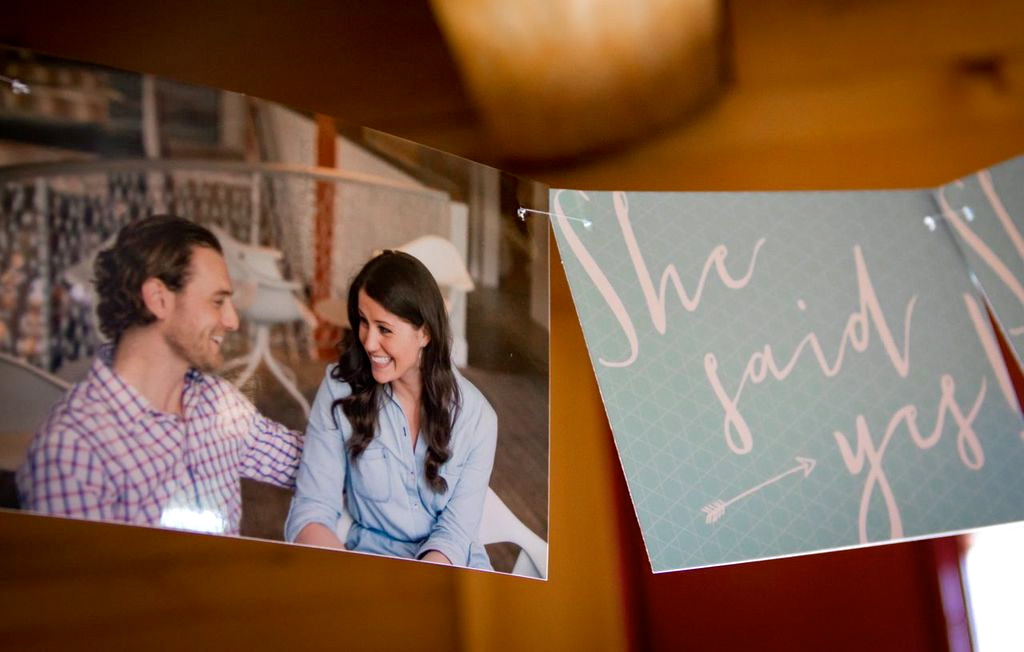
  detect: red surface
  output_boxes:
[611,448,954,651]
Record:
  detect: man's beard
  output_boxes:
[165,328,221,373]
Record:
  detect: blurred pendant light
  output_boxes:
[431,0,725,161]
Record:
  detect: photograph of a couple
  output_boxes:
[0,48,549,579]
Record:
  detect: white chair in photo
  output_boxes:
[211,226,316,418]
[0,352,71,433]
[394,235,474,368]
[478,487,548,579]
[0,352,71,473]
[395,235,475,310]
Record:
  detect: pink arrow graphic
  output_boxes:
[701,456,816,525]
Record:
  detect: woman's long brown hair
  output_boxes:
[331,251,460,493]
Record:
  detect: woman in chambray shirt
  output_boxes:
[285,251,497,569]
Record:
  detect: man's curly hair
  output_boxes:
[94,215,222,343]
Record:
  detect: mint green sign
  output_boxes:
[937,156,1024,368]
[552,173,1024,572]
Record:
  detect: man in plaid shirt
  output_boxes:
[17,216,304,535]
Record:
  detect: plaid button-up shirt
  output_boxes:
[16,346,303,535]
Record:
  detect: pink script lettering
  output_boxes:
[552,190,764,367]
[704,246,915,454]
[833,374,986,544]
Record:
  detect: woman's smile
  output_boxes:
[357,289,429,389]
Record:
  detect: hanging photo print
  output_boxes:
[0,47,549,579]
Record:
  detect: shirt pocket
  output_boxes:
[350,445,392,503]
[430,460,464,513]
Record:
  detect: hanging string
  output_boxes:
[0,74,30,95]
[517,206,593,230]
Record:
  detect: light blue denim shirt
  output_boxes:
[285,365,497,569]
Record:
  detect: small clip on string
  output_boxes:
[0,74,30,95]
[517,207,593,230]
